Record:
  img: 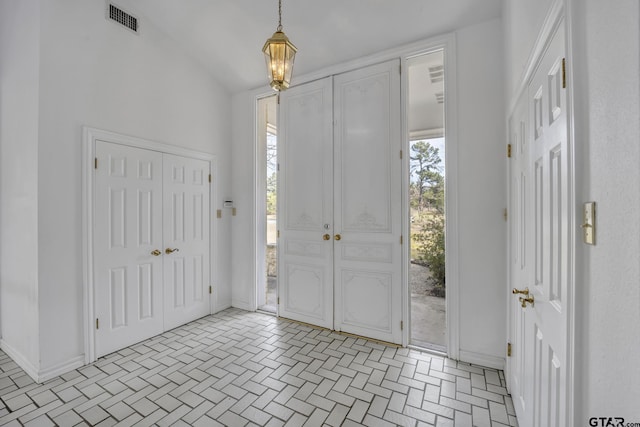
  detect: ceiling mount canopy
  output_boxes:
[262,0,297,91]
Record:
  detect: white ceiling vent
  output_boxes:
[107,3,138,34]
[428,66,444,84]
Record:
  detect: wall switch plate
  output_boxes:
[583,202,596,245]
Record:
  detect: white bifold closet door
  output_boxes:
[94,142,210,358]
[279,59,402,344]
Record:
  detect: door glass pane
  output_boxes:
[258,95,278,313]
[408,50,446,351]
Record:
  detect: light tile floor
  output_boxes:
[0,309,518,426]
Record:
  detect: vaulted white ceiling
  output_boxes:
[115,0,501,93]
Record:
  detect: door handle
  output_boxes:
[323,234,330,241]
[334,234,341,241]
[150,249,162,256]
[512,287,529,296]
[165,248,180,254]
[519,296,534,308]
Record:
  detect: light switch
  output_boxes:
[582,202,596,245]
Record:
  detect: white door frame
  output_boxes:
[82,127,218,364]
[250,32,460,355]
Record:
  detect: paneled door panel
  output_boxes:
[333,60,402,344]
[508,21,569,427]
[163,154,211,331]
[278,77,334,329]
[94,141,164,357]
[507,91,533,425]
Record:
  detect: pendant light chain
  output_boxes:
[277,0,283,31]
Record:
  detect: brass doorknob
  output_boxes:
[519,296,535,308]
[512,287,529,296]
[323,234,330,241]
[334,234,341,241]
[165,248,180,254]
[150,249,161,256]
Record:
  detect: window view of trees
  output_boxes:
[410,138,445,295]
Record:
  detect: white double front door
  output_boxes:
[507,21,570,427]
[278,60,403,344]
[94,141,211,357]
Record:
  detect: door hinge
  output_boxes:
[400,320,404,331]
[94,158,98,169]
[208,174,212,183]
[400,235,403,244]
[400,150,403,159]
[507,342,512,357]
[507,144,512,158]
[277,297,280,305]
[96,318,99,330]
[562,58,566,89]
[277,230,280,238]
[503,208,508,222]
[277,94,280,105]
[277,163,280,171]
[209,286,212,294]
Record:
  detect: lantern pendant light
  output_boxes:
[262,0,297,91]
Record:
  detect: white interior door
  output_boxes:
[278,77,334,329]
[333,60,403,344]
[508,22,569,427]
[94,141,164,357]
[163,154,211,331]
[507,91,531,421]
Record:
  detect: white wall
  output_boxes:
[0,0,41,374]
[570,0,640,421]
[456,19,506,364]
[0,0,233,377]
[231,19,507,364]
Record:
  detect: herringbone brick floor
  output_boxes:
[0,309,518,426]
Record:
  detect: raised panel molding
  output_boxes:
[340,269,392,332]
[342,242,393,263]
[285,240,324,258]
[285,264,324,319]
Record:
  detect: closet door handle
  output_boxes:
[323,234,330,241]
[150,249,162,256]
[334,234,341,241]
[165,248,180,254]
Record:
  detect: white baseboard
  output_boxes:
[231,300,253,311]
[213,303,232,314]
[1,339,39,382]
[1,339,84,383]
[459,350,505,370]
[38,355,84,383]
